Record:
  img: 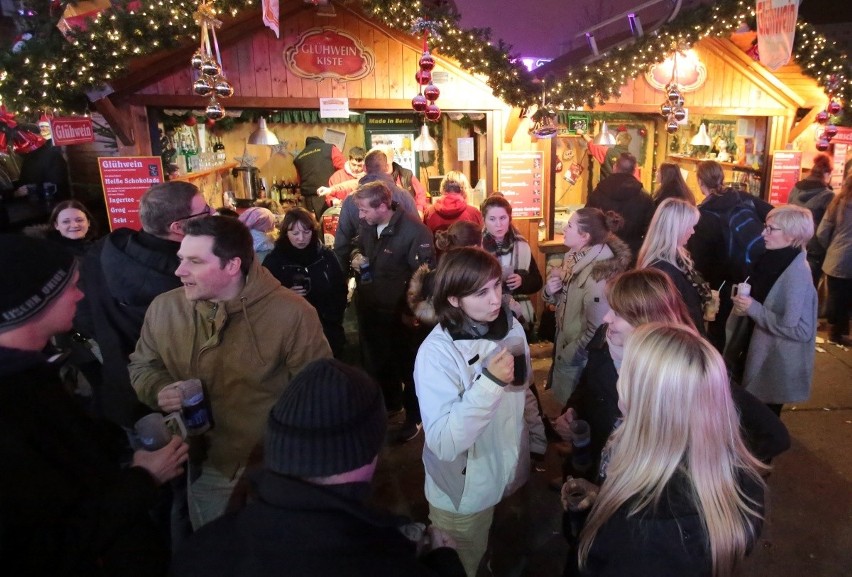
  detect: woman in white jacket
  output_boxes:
[414,247,547,577]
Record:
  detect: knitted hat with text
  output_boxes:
[0,234,77,333]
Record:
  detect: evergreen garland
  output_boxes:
[0,0,848,124]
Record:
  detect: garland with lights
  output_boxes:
[0,0,849,123]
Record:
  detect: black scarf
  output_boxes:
[750,246,800,303]
[277,239,321,267]
[482,227,524,257]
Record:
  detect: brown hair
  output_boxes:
[828,175,852,227]
[183,215,254,275]
[573,207,623,245]
[140,181,199,236]
[49,200,96,239]
[276,206,320,250]
[480,194,512,219]
[353,180,393,209]
[654,162,696,205]
[606,269,695,330]
[435,220,482,252]
[697,160,725,195]
[432,247,502,328]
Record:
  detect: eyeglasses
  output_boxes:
[763,224,783,234]
[174,206,213,223]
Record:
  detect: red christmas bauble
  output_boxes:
[184,116,198,127]
[828,101,842,115]
[825,124,838,139]
[415,69,432,86]
[816,111,829,124]
[205,118,216,128]
[411,94,428,112]
[425,104,441,122]
[816,138,830,152]
[419,51,435,71]
[423,84,440,102]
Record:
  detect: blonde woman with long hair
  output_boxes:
[637,198,711,333]
[570,324,766,577]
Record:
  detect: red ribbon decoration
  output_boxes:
[0,105,46,154]
[0,105,18,129]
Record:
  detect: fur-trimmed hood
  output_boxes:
[588,235,632,282]
[406,264,438,326]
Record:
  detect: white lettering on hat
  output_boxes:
[2,295,44,321]
[41,269,68,295]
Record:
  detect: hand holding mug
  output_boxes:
[546,268,564,296]
[131,436,189,485]
[732,293,753,316]
[553,408,577,442]
[350,253,366,273]
[486,347,515,384]
[504,272,522,291]
[421,526,458,553]
[156,382,184,413]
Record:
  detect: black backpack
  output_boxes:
[707,195,766,273]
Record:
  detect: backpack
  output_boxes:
[707,195,766,273]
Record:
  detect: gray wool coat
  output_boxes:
[726,251,817,404]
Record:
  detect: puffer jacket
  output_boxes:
[129,261,332,477]
[543,238,631,403]
[414,310,547,514]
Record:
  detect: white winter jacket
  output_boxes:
[414,315,547,514]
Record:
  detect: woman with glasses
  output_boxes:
[263,207,347,358]
[725,205,817,415]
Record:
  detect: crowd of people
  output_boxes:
[1,143,848,577]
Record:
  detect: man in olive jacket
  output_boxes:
[129,216,331,529]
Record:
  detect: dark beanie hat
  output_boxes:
[0,234,77,333]
[265,358,387,477]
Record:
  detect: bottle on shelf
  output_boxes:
[259,177,267,199]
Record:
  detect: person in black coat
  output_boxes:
[564,325,766,577]
[263,207,348,358]
[172,359,465,577]
[688,161,772,351]
[80,181,207,427]
[585,152,655,262]
[0,235,188,577]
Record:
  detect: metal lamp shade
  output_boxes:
[248,117,280,145]
[594,121,617,146]
[413,124,438,152]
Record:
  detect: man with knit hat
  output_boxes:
[172,358,464,577]
[0,234,189,576]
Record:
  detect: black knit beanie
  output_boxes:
[0,234,77,333]
[265,358,387,477]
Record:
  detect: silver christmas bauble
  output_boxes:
[193,76,214,97]
[206,99,225,120]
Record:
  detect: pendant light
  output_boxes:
[248,117,280,145]
[413,124,437,152]
[594,121,617,146]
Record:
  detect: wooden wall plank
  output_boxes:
[236,36,257,97]
[252,32,273,97]
[268,33,289,98]
[220,41,242,96]
[386,36,403,99]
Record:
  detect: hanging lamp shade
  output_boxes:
[690,123,712,147]
[413,124,437,152]
[248,117,280,145]
[594,121,617,146]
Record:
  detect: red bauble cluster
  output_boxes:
[815,98,844,152]
[412,47,440,121]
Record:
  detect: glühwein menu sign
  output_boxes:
[497,151,544,217]
[767,150,801,205]
[98,156,164,230]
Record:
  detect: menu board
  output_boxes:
[98,156,164,230]
[767,150,802,206]
[497,151,543,217]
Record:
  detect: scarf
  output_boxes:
[482,227,524,258]
[750,246,800,304]
[277,239,322,267]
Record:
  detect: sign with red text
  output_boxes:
[284,28,375,81]
[756,0,798,70]
[497,151,544,218]
[50,116,95,146]
[768,150,802,205]
[98,156,164,230]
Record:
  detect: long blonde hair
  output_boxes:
[637,198,699,271]
[578,324,766,577]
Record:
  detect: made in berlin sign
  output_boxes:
[284,28,375,82]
